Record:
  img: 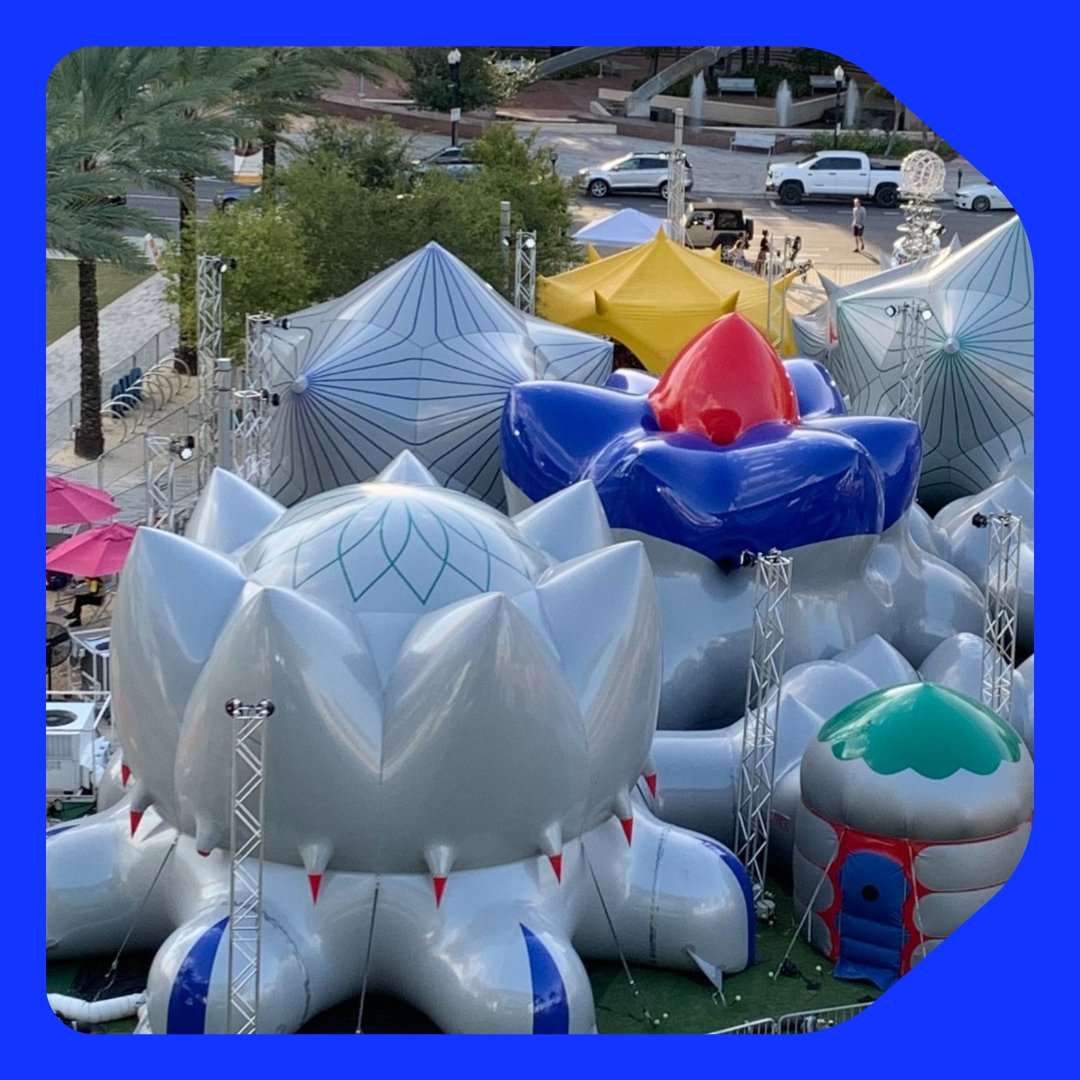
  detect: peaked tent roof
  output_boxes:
[791,245,958,361]
[263,242,612,510]
[571,209,674,248]
[831,216,1033,508]
[538,231,796,372]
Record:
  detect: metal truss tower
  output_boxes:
[887,300,932,425]
[233,314,277,489]
[144,433,196,532]
[512,232,537,315]
[973,512,1023,720]
[666,108,687,247]
[734,550,793,919]
[225,697,274,1035]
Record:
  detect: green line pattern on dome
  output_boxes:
[241,487,546,613]
[817,684,1022,779]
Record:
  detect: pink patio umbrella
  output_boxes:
[46,475,120,526]
[45,523,138,578]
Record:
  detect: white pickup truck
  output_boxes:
[765,150,901,208]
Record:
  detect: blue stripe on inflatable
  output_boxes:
[697,837,756,968]
[45,825,76,840]
[520,924,569,1034]
[167,917,228,1033]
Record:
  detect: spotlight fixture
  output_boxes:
[172,434,196,461]
[885,305,898,317]
[213,256,238,274]
[920,307,933,322]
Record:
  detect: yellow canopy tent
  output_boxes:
[539,230,797,372]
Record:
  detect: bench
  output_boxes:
[717,77,757,97]
[731,131,777,154]
[809,74,846,92]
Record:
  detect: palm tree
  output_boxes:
[47,47,232,458]
[156,47,263,372]
[236,48,391,195]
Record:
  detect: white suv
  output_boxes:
[578,152,694,199]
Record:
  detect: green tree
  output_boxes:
[468,123,581,280]
[164,203,318,361]
[302,116,416,189]
[185,118,583,325]
[47,47,224,459]
[404,47,500,112]
[156,47,264,372]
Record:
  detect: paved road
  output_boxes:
[123,178,231,237]
[124,127,1011,271]
[571,190,1016,273]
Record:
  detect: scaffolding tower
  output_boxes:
[225,697,274,1035]
[887,300,932,425]
[196,255,235,489]
[143,433,197,532]
[666,108,687,247]
[734,550,793,919]
[973,512,1023,720]
[512,232,537,315]
[234,314,278,490]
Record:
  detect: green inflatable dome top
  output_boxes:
[817,684,1023,780]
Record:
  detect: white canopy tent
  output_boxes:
[571,209,673,249]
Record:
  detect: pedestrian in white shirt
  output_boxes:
[852,198,867,253]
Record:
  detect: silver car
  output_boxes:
[578,152,693,199]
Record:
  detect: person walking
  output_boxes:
[754,230,770,275]
[852,198,867,253]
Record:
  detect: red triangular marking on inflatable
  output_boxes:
[433,876,447,907]
[121,762,131,786]
[644,772,658,798]
[620,816,634,845]
[549,854,563,883]
[129,809,143,837]
[197,849,211,858]
[308,874,322,904]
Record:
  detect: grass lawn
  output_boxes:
[46,260,153,345]
[46,879,881,1034]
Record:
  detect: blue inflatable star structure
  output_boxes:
[502,347,922,569]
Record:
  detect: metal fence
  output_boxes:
[712,1002,872,1035]
[808,262,883,286]
[47,399,200,527]
[46,325,178,447]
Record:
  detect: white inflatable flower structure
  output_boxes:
[47,455,754,1034]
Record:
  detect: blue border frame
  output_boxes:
[26,10,1062,1074]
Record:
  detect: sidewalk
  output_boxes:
[46,273,174,413]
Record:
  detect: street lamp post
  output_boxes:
[448,49,462,148]
[833,65,845,149]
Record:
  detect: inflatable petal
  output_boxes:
[111,528,247,823]
[512,481,613,562]
[184,468,285,555]
[177,586,384,872]
[381,593,588,869]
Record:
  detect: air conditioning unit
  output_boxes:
[46,701,98,797]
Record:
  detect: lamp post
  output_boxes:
[448,48,462,148]
[833,65,845,149]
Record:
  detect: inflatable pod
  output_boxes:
[794,684,1033,990]
[502,313,983,727]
